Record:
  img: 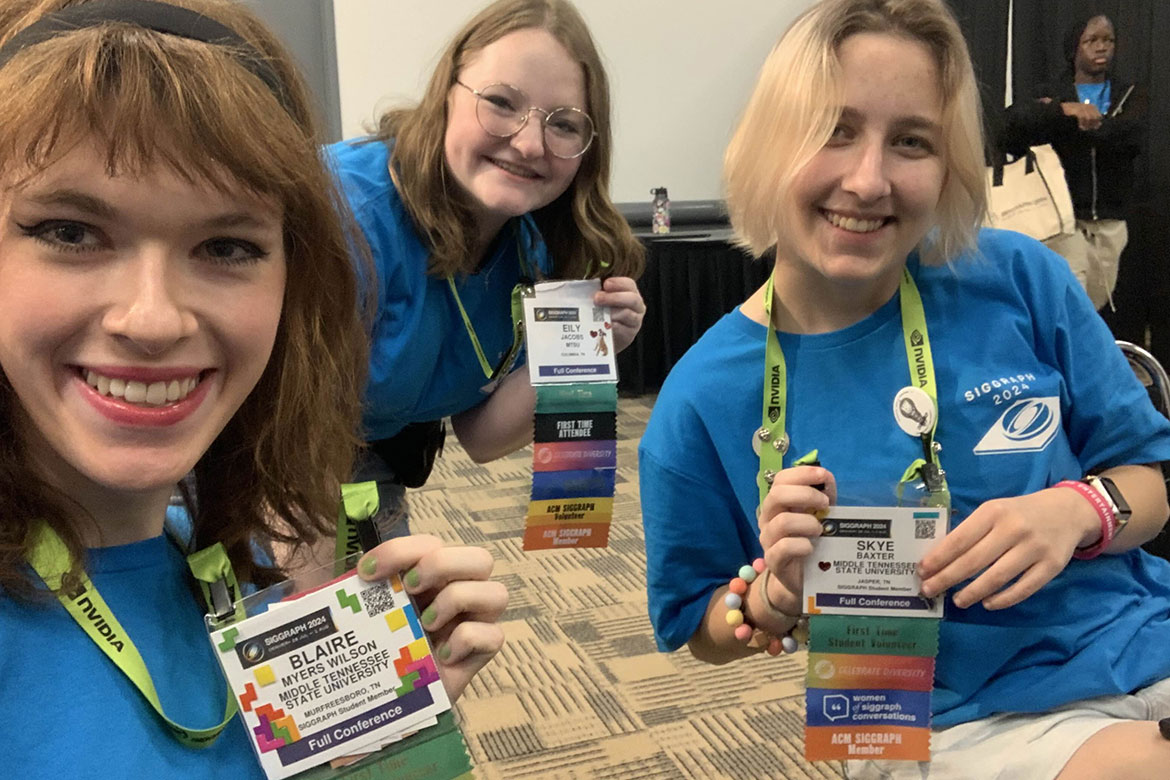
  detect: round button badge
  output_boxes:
[752,427,789,456]
[893,386,936,436]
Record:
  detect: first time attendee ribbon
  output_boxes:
[521,279,619,549]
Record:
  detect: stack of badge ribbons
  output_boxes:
[801,506,945,762]
[804,614,939,761]
[521,280,619,550]
[525,383,618,549]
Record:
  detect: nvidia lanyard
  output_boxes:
[27,523,239,747]
[757,268,949,509]
[446,225,536,390]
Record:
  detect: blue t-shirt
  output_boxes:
[0,536,265,779]
[325,139,553,441]
[1076,80,1112,114]
[639,228,1170,728]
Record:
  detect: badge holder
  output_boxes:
[201,552,470,779]
[801,473,948,763]
[521,279,619,550]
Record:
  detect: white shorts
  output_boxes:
[846,676,1170,780]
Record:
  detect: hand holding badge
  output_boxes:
[800,387,947,763]
[752,269,951,762]
[206,556,467,779]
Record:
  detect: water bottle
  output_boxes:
[650,187,671,234]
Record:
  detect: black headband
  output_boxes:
[0,0,292,113]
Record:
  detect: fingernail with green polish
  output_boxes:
[359,556,377,577]
[404,568,420,588]
[438,643,452,662]
[421,606,437,626]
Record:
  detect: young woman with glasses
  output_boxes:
[326,0,646,536]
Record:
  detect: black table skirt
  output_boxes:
[617,238,772,396]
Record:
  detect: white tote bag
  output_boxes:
[984,144,1076,243]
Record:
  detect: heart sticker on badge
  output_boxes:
[818,561,831,571]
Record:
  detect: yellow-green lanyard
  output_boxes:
[334,480,380,563]
[446,228,535,382]
[27,523,239,748]
[757,268,949,508]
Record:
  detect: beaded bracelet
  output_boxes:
[723,558,806,655]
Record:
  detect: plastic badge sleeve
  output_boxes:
[205,556,453,779]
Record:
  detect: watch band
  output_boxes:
[1087,475,1131,533]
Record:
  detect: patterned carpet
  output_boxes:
[408,395,846,779]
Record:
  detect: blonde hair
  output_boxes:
[375,0,643,280]
[724,0,987,264]
[0,0,367,597]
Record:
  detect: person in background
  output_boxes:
[1003,11,1146,310]
[0,2,506,777]
[640,0,1170,777]
[326,0,646,537]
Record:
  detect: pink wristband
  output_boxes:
[1054,479,1115,559]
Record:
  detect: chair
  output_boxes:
[1116,340,1170,561]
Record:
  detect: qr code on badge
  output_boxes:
[358,581,398,617]
[592,306,606,322]
[914,518,937,540]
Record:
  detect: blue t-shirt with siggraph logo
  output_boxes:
[639,228,1170,727]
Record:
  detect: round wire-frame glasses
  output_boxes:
[456,81,596,159]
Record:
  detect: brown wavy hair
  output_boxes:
[0,0,367,598]
[374,0,643,280]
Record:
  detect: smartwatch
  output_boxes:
[1085,475,1131,535]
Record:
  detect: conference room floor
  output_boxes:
[413,395,846,779]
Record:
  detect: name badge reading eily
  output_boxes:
[522,279,618,550]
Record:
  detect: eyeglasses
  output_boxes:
[455,81,596,159]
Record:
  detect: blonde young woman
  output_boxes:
[0,2,505,777]
[639,0,1170,777]
[326,0,646,533]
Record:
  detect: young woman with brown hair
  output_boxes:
[327,0,646,533]
[0,2,506,776]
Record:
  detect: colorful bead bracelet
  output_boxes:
[724,558,807,655]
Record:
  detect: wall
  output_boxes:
[333,1,814,203]
[242,0,342,141]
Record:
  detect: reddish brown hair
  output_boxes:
[0,0,367,597]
